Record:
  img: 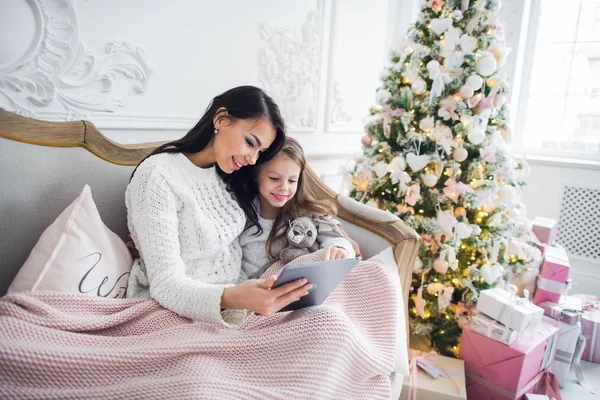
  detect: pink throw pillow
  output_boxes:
[8,185,133,298]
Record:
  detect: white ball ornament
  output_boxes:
[375,89,389,104]
[459,85,474,99]
[411,78,427,95]
[476,52,498,77]
[419,117,434,132]
[422,172,438,187]
[453,147,468,162]
[498,185,516,204]
[466,74,484,90]
[468,128,486,145]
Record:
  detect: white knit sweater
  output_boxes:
[125,153,247,327]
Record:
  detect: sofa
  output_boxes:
[0,109,420,399]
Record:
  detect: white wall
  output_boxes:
[0,0,403,170]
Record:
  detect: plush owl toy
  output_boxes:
[278,217,320,262]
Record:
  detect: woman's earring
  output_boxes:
[214,128,219,134]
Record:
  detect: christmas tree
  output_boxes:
[345,0,542,356]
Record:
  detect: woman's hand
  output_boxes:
[221,276,312,316]
[321,246,349,261]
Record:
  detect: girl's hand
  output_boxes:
[321,246,349,261]
[221,276,312,316]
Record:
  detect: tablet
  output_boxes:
[272,257,360,312]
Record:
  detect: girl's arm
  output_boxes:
[314,215,356,259]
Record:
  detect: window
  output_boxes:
[516,0,600,161]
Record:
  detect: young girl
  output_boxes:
[239,137,356,280]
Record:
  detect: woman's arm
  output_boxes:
[129,165,310,321]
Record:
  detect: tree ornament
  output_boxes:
[466,74,484,90]
[375,89,389,104]
[422,172,438,187]
[411,78,427,95]
[454,206,467,218]
[480,262,504,284]
[434,257,449,274]
[453,146,468,162]
[419,117,435,132]
[459,85,474,99]
[361,135,373,147]
[468,127,486,145]
[494,94,506,107]
[476,51,498,77]
[406,153,430,172]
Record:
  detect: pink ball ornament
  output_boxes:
[434,258,449,274]
[361,135,373,147]
[459,85,474,99]
[453,147,468,162]
[419,117,434,132]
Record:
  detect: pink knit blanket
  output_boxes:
[0,252,401,399]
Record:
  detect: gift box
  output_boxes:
[539,301,581,325]
[543,316,581,388]
[470,313,518,345]
[533,246,570,305]
[400,349,466,400]
[460,322,560,399]
[524,394,551,400]
[478,288,544,332]
[524,395,551,400]
[581,308,600,363]
[531,217,558,245]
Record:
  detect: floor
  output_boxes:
[559,361,600,399]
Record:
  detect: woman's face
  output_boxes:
[213,116,277,174]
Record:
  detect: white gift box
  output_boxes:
[477,288,544,332]
[470,313,518,345]
[543,316,582,388]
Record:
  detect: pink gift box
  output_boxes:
[531,217,558,245]
[460,322,560,399]
[581,309,600,363]
[533,246,570,305]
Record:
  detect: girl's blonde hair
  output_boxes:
[262,137,337,258]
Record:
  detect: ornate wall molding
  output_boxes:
[328,80,352,125]
[258,1,325,132]
[0,0,154,120]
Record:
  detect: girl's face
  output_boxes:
[256,154,301,211]
[213,116,276,174]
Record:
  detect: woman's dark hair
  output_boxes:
[134,85,286,228]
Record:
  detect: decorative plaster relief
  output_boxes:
[0,0,154,120]
[329,80,352,124]
[258,2,325,131]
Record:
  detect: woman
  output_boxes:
[126,85,312,326]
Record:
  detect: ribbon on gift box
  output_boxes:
[407,350,463,400]
[571,334,596,394]
[494,286,540,332]
[537,277,566,296]
[467,370,562,400]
